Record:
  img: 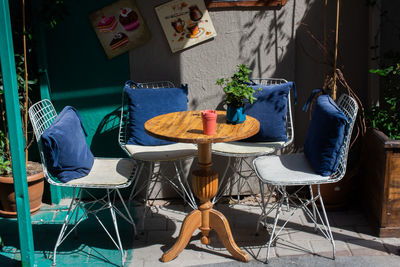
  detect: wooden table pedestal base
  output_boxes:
[161,168,250,262]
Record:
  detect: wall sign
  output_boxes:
[205,0,287,8]
[155,0,217,53]
[89,0,151,59]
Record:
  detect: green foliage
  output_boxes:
[0,54,38,176]
[0,131,12,175]
[368,63,400,140]
[38,0,69,28]
[216,64,259,107]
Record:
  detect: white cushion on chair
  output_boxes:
[212,141,284,156]
[67,158,134,186]
[125,143,197,161]
[253,153,331,185]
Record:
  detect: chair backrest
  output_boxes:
[118,81,175,154]
[330,93,358,182]
[29,99,62,186]
[29,99,57,141]
[251,78,294,148]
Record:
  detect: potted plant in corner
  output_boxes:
[363,61,400,237]
[216,64,258,124]
[0,1,45,217]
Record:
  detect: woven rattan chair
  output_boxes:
[253,94,358,263]
[29,99,137,266]
[212,78,294,205]
[119,81,197,229]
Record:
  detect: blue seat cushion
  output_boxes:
[125,84,188,146]
[304,94,348,176]
[243,82,294,142]
[41,106,94,183]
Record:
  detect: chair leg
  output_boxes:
[116,189,137,237]
[141,162,155,231]
[316,185,336,260]
[108,190,125,266]
[309,186,318,232]
[53,187,82,266]
[256,183,274,234]
[266,191,284,264]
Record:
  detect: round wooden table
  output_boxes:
[145,110,260,262]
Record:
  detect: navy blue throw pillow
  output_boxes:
[125,83,188,146]
[243,82,295,142]
[41,106,94,183]
[304,94,348,176]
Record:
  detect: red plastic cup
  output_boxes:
[201,110,217,135]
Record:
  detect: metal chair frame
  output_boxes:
[253,94,358,263]
[29,99,137,266]
[212,78,294,205]
[118,81,197,229]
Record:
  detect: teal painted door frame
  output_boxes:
[0,0,35,266]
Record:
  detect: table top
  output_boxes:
[144,110,260,144]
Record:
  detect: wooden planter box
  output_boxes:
[362,129,400,237]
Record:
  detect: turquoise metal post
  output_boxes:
[0,0,35,266]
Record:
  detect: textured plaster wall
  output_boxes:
[129,0,369,198]
[131,0,306,111]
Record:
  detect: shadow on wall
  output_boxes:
[91,106,126,157]
[236,0,367,148]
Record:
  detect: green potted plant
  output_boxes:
[0,1,45,217]
[362,61,400,237]
[216,64,258,124]
[0,53,44,217]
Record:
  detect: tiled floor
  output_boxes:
[1,198,400,266]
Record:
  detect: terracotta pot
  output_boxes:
[201,110,217,135]
[0,171,44,217]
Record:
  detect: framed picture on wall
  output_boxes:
[89,0,151,59]
[155,0,217,53]
[205,0,287,8]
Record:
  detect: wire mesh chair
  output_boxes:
[212,78,294,205]
[119,81,198,230]
[253,94,358,263]
[29,99,137,266]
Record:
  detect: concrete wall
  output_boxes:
[128,0,369,198]
[36,0,370,200]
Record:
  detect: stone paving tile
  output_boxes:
[355,225,381,240]
[142,216,168,231]
[237,241,277,261]
[31,211,55,224]
[346,239,389,256]
[331,225,362,241]
[287,225,328,241]
[310,239,351,257]
[274,239,313,257]
[380,237,400,255]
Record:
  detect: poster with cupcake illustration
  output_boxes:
[89,0,151,59]
[155,0,217,53]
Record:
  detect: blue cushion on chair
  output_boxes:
[41,106,94,183]
[125,83,188,146]
[304,94,348,176]
[243,82,294,142]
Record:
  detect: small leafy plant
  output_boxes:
[368,63,400,140]
[216,64,259,107]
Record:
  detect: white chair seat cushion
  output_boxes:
[212,141,285,156]
[253,153,331,185]
[125,143,197,161]
[66,158,134,186]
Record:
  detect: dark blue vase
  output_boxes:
[226,105,246,124]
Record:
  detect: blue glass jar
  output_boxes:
[226,105,246,124]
